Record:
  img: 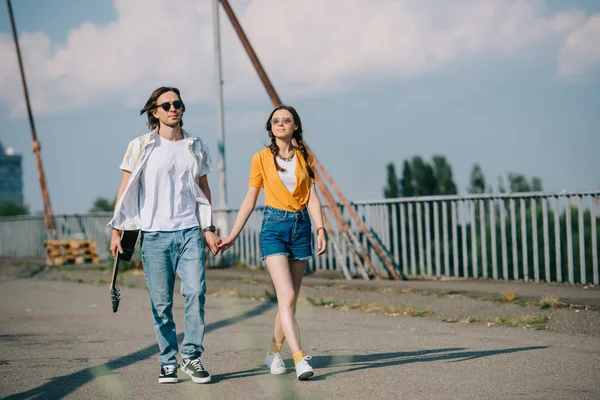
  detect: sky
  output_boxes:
[0,0,599,215]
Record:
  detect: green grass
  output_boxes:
[441,318,459,323]
[488,315,550,330]
[410,310,434,317]
[305,297,434,319]
[305,297,342,308]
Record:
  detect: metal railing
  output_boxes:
[344,190,599,285]
[0,212,114,259]
[1,190,598,284]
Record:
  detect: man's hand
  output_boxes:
[204,231,221,256]
[110,230,123,258]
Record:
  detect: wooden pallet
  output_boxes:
[44,240,96,249]
[46,249,96,257]
[44,239,99,266]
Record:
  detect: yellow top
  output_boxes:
[249,147,315,212]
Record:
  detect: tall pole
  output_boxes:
[212,0,228,233]
[6,0,56,235]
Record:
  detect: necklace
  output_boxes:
[277,148,296,162]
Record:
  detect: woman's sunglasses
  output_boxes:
[271,117,293,125]
[156,100,183,111]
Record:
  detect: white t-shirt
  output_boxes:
[276,155,297,192]
[139,136,199,231]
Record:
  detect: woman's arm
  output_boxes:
[307,184,327,256]
[218,186,261,252]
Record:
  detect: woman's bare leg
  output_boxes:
[272,260,306,348]
[265,256,305,354]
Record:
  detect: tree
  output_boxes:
[468,164,486,194]
[411,156,437,196]
[383,162,400,199]
[0,201,29,216]
[89,197,115,212]
[400,160,415,197]
[399,155,458,197]
[507,173,531,193]
[432,155,458,195]
[500,173,543,193]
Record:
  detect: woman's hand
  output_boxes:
[217,235,237,254]
[316,229,327,256]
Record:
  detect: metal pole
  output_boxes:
[7,0,56,236]
[212,0,228,234]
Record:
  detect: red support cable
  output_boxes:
[316,175,376,279]
[219,0,282,107]
[312,152,400,279]
[6,0,56,235]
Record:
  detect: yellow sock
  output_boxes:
[292,351,305,364]
[270,340,283,354]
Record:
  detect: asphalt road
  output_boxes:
[1,278,599,400]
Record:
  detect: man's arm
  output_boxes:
[197,175,212,205]
[109,170,132,257]
[197,175,220,255]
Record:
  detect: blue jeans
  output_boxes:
[141,227,206,367]
[260,206,314,261]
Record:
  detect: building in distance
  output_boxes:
[0,141,24,205]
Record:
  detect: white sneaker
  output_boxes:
[265,352,286,375]
[295,356,314,380]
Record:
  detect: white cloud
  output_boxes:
[0,0,598,116]
[556,15,600,82]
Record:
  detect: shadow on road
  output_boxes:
[309,346,548,380]
[213,346,548,381]
[2,300,275,400]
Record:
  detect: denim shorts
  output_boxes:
[260,206,314,261]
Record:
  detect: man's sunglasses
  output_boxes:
[156,100,183,111]
[271,117,293,125]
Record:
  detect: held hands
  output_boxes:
[316,229,327,256]
[217,235,236,254]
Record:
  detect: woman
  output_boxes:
[218,105,327,380]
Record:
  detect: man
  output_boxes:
[108,86,220,384]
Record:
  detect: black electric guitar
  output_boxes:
[110,230,140,313]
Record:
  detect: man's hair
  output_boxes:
[140,87,186,130]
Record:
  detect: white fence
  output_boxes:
[1,190,598,284]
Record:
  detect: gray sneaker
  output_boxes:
[181,355,211,383]
[158,365,178,384]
